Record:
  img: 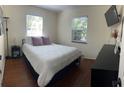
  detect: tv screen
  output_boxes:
[105,5,119,27]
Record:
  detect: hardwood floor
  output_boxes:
[2,58,38,87]
[2,58,95,87]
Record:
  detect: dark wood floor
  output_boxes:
[2,58,95,87]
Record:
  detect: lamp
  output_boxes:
[3,17,9,59]
[111,29,118,39]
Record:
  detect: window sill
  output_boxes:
[72,40,87,44]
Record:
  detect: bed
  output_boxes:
[22,43,82,87]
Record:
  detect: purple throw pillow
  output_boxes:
[32,37,44,46]
[42,37,51,45]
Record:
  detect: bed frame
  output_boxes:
[22,39,81,86]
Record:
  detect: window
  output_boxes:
[72,16,88,43]
[26,15,43,37]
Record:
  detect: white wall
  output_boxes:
[2,5,123,59]
[57,5,122,59]
[3,5,58,56]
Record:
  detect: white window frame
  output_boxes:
[72,16,88,43]
[26,15,43,37]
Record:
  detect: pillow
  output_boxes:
[42,37,51,45]
[32,37,44,46]
[25,37,32,45]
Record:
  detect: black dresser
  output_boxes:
[91,44,120,87]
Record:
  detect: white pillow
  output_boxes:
[25,37,32,45]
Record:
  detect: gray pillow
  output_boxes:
[25,37,32,45]
[32,37,44,46]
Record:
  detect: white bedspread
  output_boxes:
[22,43,81,86]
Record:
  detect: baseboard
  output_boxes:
[80,54,96,60]
[82,56,96,60]
[5,56,12,59]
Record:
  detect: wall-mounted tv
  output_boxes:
[105,5,120,27]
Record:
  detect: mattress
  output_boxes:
[22,43,81,86]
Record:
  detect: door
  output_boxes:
[118,17,124,87]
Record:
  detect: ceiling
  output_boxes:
[35,5,79,12]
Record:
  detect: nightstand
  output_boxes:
[11,45,21,58]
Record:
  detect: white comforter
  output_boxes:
[22,43,81,86]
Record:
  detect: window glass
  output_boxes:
[72,16,88,43]
[26,15,43,37]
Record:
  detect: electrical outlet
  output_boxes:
[0,55,1,60]
[123,71,124,77]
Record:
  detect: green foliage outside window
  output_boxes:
[72,16,88,43]
[26,15,43,36]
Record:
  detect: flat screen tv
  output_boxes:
[105,5,120,27]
